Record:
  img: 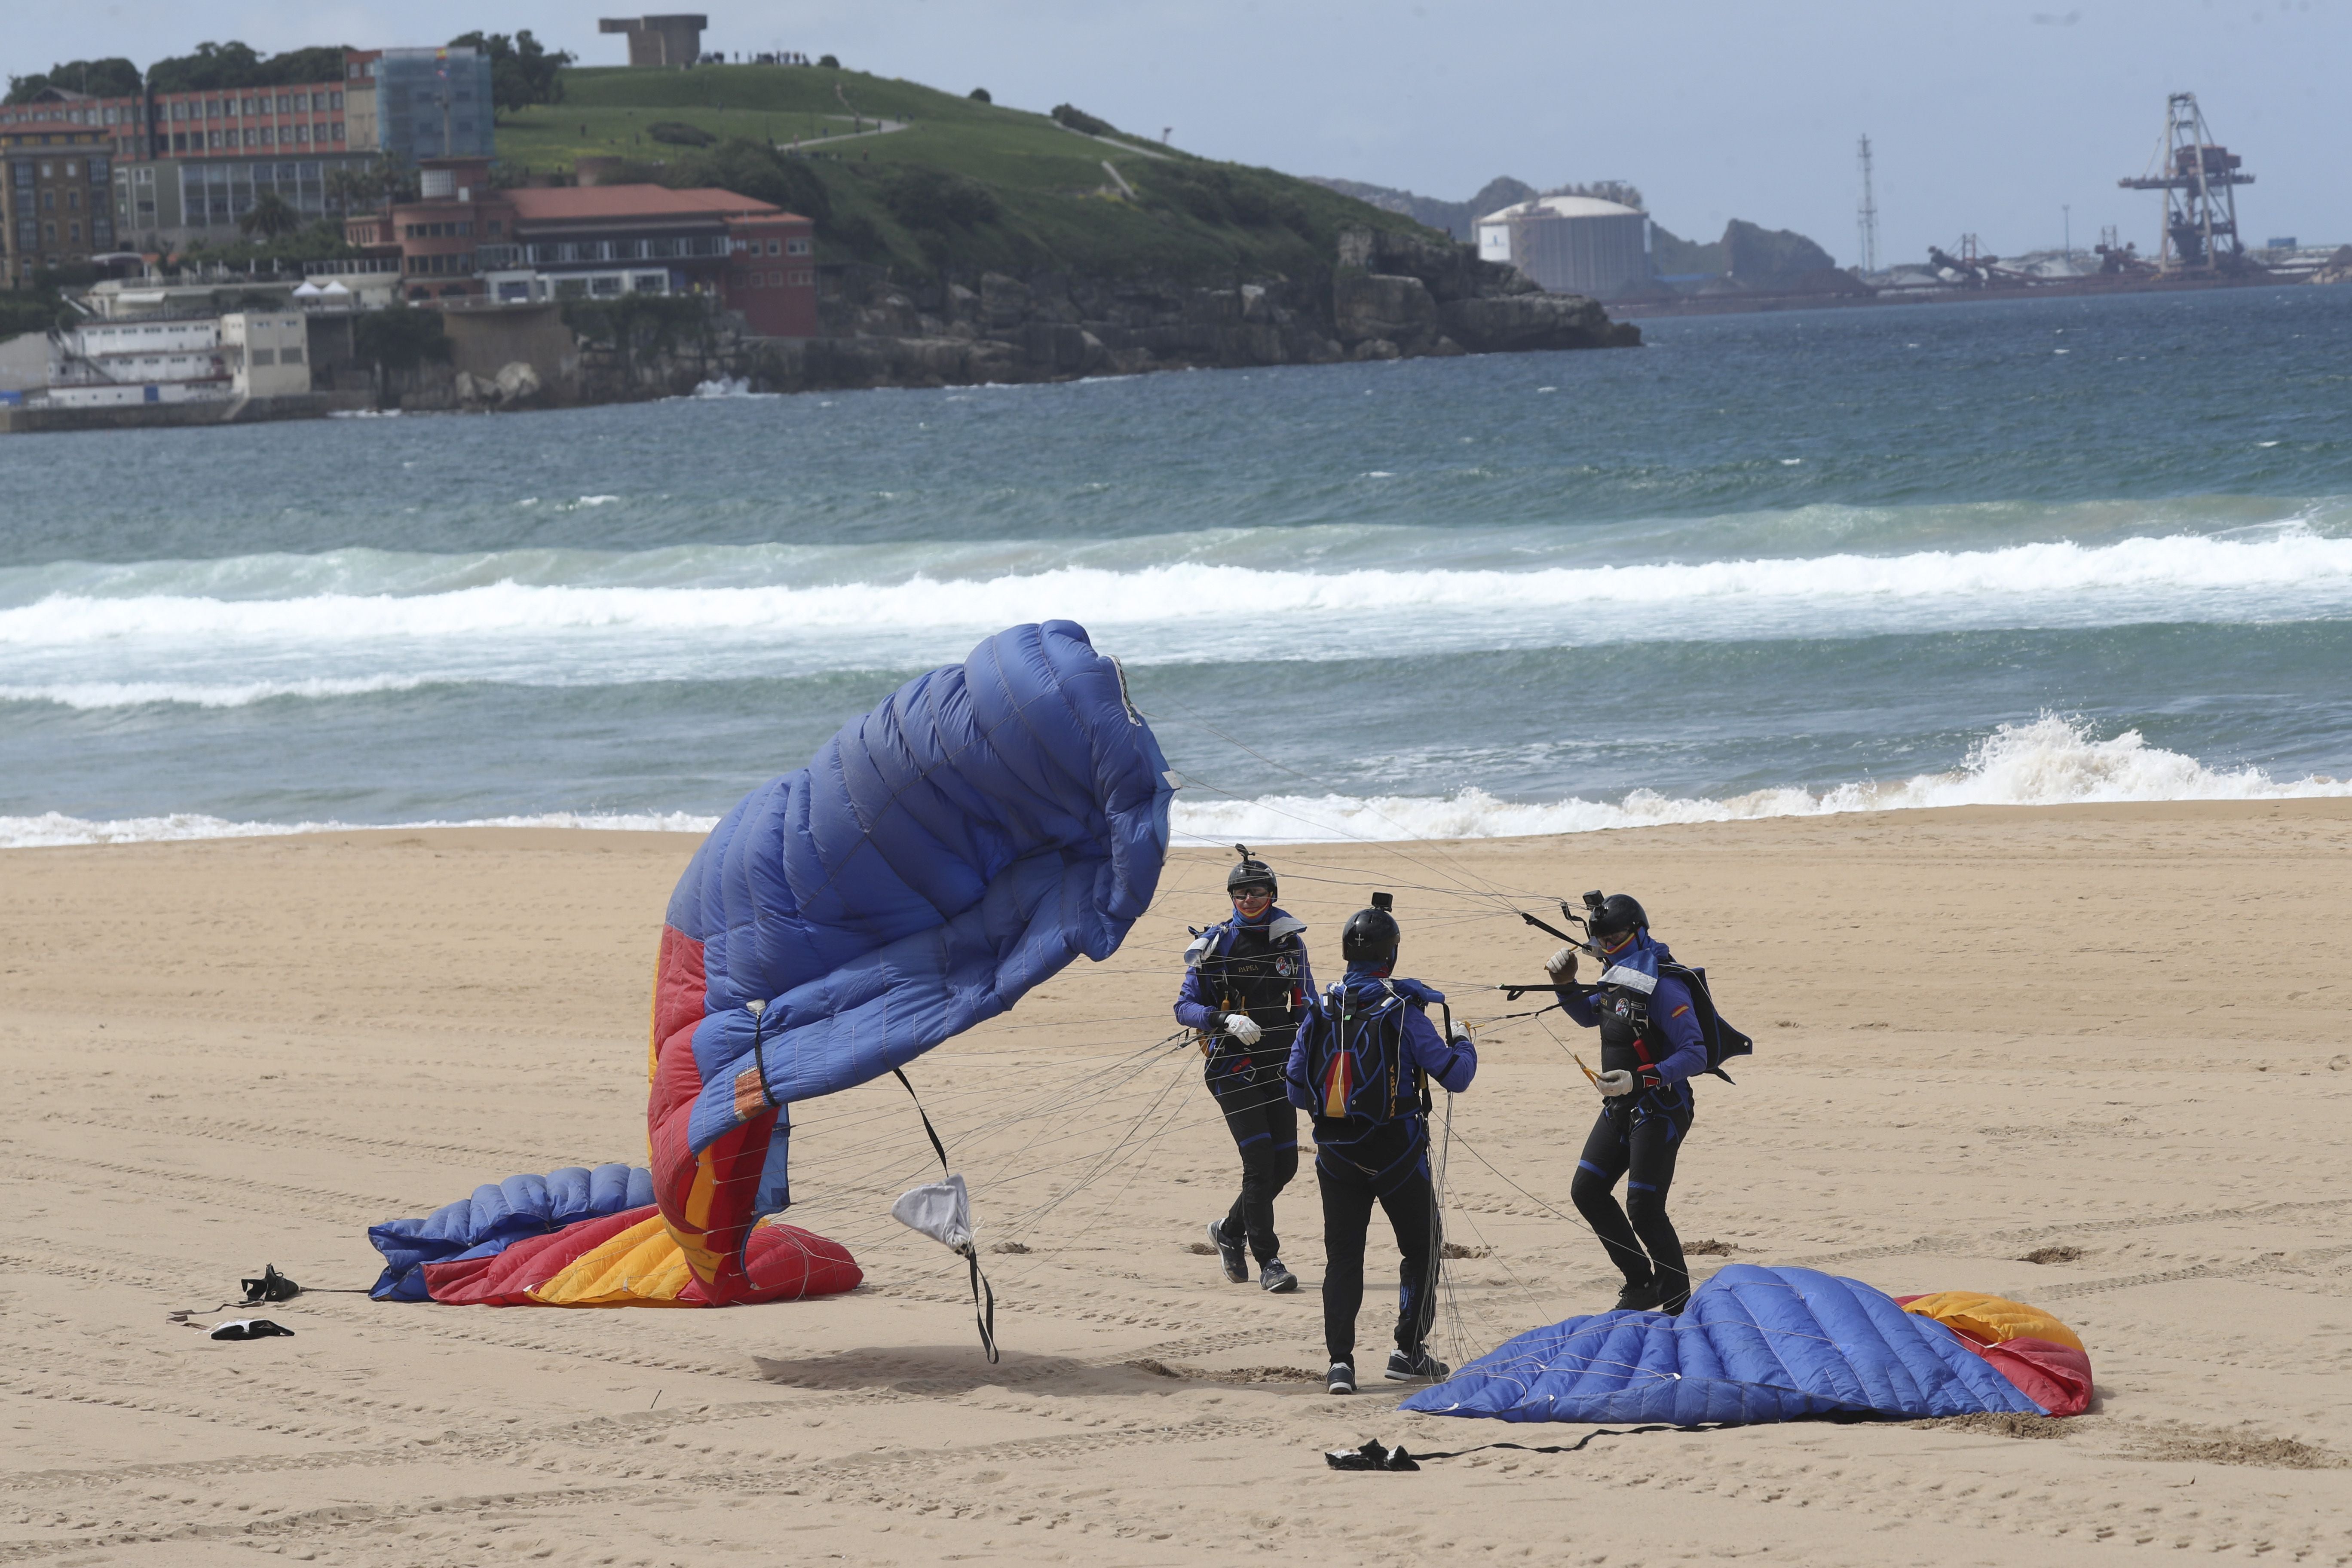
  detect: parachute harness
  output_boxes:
[891,1068,1000,1365]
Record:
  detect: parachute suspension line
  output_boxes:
[891,1068,998,1365]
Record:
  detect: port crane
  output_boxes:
[2119,92,2253,273]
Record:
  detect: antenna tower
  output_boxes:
[1855,135,1879,275]
[2118,92,2253,273]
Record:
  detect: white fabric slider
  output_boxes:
[892,1173,975,1254]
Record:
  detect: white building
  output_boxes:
[1476,195,1652,299]
[39,317,230,407]
[220,312,313,397]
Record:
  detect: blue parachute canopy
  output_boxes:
[367,1164,653,1301]
[646,621,1176,1302]
[1402,1265,2047,1425]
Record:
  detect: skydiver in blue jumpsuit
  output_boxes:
[1173,848,1311,1293]
[1547,893,1708,1314]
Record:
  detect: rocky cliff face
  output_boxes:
[750,224,1635,391]
[435,224,1638,406]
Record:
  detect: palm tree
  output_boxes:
[239,189,301,240]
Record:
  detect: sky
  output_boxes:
[15,1,2347,262]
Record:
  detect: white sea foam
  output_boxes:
[0,674,431,710]
[1168,717,2352,844]
[5,530,2351,659]
[0,808,722,849]
[684,376,772,399]
[8,718,2341,850]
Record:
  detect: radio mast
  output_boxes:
[1856,135,1880,275]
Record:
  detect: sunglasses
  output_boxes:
[1231,888,1274,902]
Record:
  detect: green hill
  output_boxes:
[494,64,1436,281]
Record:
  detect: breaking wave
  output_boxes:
[5,529,2352,670]
[1168,717,2352,844]
[10,717,2342,849]
[0,675,433,710]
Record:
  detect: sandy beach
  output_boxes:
[5,801,2351,1565]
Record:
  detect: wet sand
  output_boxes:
[4,802,2351,1564]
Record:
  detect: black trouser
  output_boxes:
[1316,1147,1439,1367]
[1569,1096,1691,1302]
[1209,1069,1298,1265]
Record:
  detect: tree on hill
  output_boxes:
[6,58,142,103]
[354,307,452,376]
[238,190,302,240]
[147,42,354,93]
[658,139,830,226]
[1051,104,1116,136]
[447,30,573,116]
[1545,180,1645,211]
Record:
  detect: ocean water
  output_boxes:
[4,283,2350,849]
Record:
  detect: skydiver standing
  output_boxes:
[1547,893,1709,1314]
[1286,893,1477,1395]
[1173,847,1311,1294]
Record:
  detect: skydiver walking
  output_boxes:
[1547,893,1711,1314]
[1286,893,1477,1395]
[1174,847,1311,1294]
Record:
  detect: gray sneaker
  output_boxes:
[1384,1346,1450,1383]
[1327,1361,1356,1395]
[1207,1219,1247,1283]
[1259,1258,1298,1294]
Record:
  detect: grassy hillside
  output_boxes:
[494,64,1433,281]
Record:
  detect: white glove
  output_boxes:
[1547,945,1579,983]
[1595,1069,1635,1098]
[1222,1012,1262,1046]
[1450,1024,1474,1049]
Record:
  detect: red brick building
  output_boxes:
[350,159,818,337]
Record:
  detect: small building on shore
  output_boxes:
[1476,195,1652,300]
[348,156,818,337]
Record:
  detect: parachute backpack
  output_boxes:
[1303,894,1425,1124]
[1513,891,1756,1083]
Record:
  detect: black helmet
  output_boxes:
[1341,891,1399,965]
[1227,843,1277,900]
[1586,892,1648,941]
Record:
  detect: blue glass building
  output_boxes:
[372,48,494,164]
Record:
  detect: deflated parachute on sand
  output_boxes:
[368,621,1174,1308]
[1402,1265,2092,1424]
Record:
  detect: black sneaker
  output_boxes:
[1327,1361,1356,1395]
[1612,1279,1665,1312]
[1384,1346,1449,1383]
[1658,1283,1691,1316]
[1207,1219,1247,1283]
[1259,1259,1298,1294]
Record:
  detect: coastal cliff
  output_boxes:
[392,224,1635,409]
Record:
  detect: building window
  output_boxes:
[786,237,811,255]
[331,122,344,141]
[331,91,343,109]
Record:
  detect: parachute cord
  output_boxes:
[891,1068,1000,1365]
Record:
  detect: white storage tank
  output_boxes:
[1476,195,1651,299]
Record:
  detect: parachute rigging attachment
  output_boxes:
[889,1068,999,1364]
